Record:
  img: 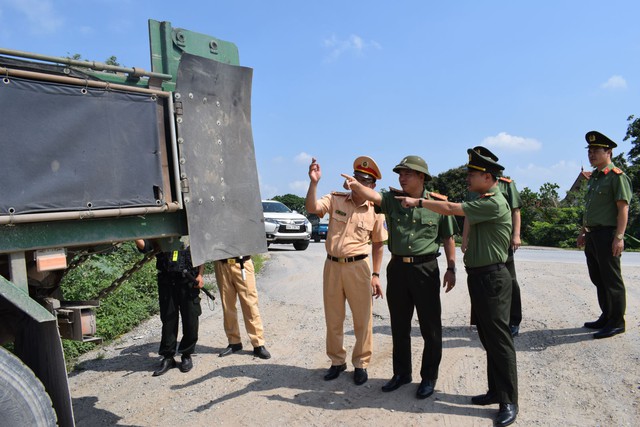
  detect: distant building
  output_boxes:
[568,167,592,193]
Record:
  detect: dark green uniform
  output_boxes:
[583,163,632,329]
[376,189,458,381]
[468,176,523,327]
[462,190,517,404]
[140,241,202,358]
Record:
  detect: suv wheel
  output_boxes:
[293,241,309,251]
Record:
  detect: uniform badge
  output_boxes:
[335,209,347,216]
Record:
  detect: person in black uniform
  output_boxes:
[136,239,204,376]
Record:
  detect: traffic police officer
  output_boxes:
[215,256,271,359]
[344,155,458,400]
[463,146,524,337]
[135,239,204,376]
[577,131,632,339]
[394,149,518,427]
[305,156,387,386]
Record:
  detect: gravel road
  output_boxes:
[69,243,640,426]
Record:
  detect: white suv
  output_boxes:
[262,200,311,250]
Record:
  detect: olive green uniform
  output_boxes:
[376,189,458,381]
[468,177,523,327]
[583,163,632,329]
[462,191,517,405]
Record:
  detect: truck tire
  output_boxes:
[0,347,57,427]
[293,241,309,251]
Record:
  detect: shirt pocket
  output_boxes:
[418,210,438,239]
[353,213,374,242]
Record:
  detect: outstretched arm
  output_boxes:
[341,174,382,205]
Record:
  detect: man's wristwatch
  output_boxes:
[447,267,456,274]
[616,233,625,240]
[418,198,423,208]
[372,272,380,277]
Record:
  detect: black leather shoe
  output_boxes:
[219,343,243,357]
[253,345,271,359]
[324,363,347,381]
[495,403,518,427]
[152,357,176,377]
[593,326,625,339]
[179,355,193,373]
[584,318,607,329]
[381,374,412,392]
[416,379,436,399]
[353,368,368,385]
[509,325,520,337]
[471,391,498,405]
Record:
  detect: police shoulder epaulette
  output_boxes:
[499,176,512,183]
[480,192,495,198]
[388,186,407,195]
[331,191,349,196]
[612,167,623,175]
[429,192,448,201]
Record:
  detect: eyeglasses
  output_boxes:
[354,175,375,185]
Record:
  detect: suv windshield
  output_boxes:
[262,201,291,213]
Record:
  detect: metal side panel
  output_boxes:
[175,54,267,266]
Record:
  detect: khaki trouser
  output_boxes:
[323,258,373,368]
[214,259,265,347]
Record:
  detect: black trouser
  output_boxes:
[157,272,202,358]
[506,248,522,327]
[467,267,518,404]
[584,228,626,328]
[386,258,441,380]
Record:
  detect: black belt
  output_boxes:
[327,254,368,263]
[225,256,251,264]
[391,253,439,264]
[465,263,506,275]
[584,225,615,233]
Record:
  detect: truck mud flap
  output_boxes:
[175,54,267,265]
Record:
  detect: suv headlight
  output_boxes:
[264,218,279,224]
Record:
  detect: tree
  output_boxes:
[624,115,640,165]
[271,194,306,215]
[429,165,467,202]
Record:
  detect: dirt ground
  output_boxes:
[68,244,640,426]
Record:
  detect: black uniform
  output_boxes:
[141,241,202,358]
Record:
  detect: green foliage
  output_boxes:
[429,165,467,202]
[271,194,306,215]
[624,115,640,165]
[61,242,159,364]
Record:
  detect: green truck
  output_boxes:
[0,20,266,426]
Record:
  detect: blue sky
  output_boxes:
[1,1,638,200]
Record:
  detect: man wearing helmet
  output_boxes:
[344,155,458,400]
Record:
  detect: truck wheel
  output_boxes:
[293,241,309,251]
[314,237,321,242]
[0,347,57,427]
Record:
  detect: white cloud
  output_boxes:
[514,159,581,194]
[601,75,627,90]
[294,152,313,164]
[323,34,382,62]
[5,0,63,34]
[482,132,542,151]
[288,180,308,193]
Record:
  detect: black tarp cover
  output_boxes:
[0,76,164,215]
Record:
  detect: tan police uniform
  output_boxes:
[214,257,266,347]
[315,157,387,369]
